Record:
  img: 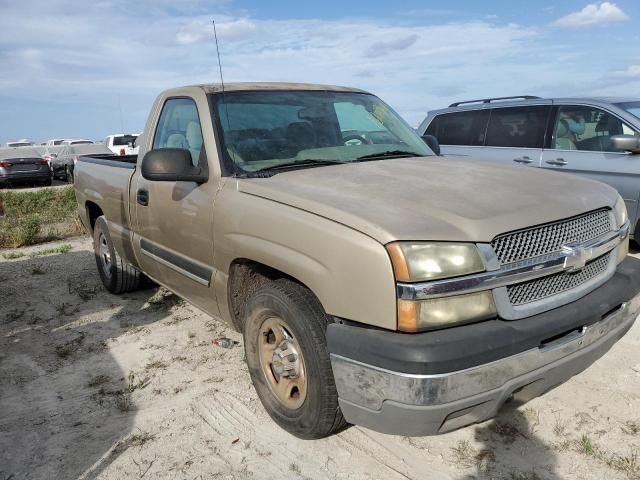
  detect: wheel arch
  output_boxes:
[227,258,318,332]
[85,201,104,234]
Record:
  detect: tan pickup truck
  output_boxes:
[75,82,640,439]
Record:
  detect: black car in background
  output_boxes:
[0,147,52,188]
[51,144,112,183]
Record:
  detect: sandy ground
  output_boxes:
[1,237,639,480]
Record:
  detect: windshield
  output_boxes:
[210,91,432,173]
[113,134,138,146]
[615,101,640,121]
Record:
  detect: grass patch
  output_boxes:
[115,392,134,412]
[0,187,84,248]
[67,276,100,301]
[30,244,72,257]
[489,420,522,444]
[54,333,85,359]
[1,243,73,260]
[561,433,640,479]
[622,421,640,436]
[145,360,169,371]
[129,430,156,447]
[2,251,25,260]
[450,440,495,471]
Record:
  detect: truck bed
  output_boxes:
[74,153,138,256]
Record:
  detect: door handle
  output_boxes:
[513,156,533,164]
[137,189,149,206]
[546,158,568,166]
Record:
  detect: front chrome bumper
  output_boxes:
[331,292,640,436]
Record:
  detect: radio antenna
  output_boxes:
[212,18,232,132]
[212,19,226,94]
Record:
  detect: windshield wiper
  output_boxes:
[354,150,426,161]
[243,159,345,177]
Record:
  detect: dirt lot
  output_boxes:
[1,237,639,480]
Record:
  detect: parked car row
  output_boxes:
[0,133,141,188]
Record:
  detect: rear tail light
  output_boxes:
[36,159,48,165]
[119,148,125,156]
[0,161,11,167]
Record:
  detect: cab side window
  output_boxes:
[153,98,204,166]
[427,110,489,146]
[551,106,637,152]
[485,106,549,148]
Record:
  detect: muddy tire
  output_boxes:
[243,279,347,439]
[93,215,141,294]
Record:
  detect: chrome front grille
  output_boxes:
[507,254,610,306]
[492,209,612,265]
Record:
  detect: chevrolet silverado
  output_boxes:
[74,83,640,439]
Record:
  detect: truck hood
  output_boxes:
[237,157,617,244]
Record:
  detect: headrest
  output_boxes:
[166,133,188,149]
[555,119,569,137]
[186,122,203,149]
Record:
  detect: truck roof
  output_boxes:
[191,82,368,94]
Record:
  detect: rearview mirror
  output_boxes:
[611,135,640,154]
[422,134,441,156]
[141,148,207,183]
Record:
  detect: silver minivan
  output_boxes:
[417,96,640,237]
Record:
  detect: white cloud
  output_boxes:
[552,2,628,27]
[613,65,640,78]
[176,18,257,45]
[365,34,419,57]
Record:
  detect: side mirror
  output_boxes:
[611,135,640,154]
[141,148,206,183]
[422,134,441,156]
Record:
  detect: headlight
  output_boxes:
[386,242,485,282]
[617,237,629,264]
[613,194,628,228]
[398,292,497,332]
[387,242,494,331]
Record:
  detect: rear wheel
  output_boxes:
[65,166,74,184]
[243,279,346,439]
[93,215,141,294]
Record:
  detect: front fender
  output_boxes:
[213,186,397,330]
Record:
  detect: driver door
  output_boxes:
[131,95,220,315]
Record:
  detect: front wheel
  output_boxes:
[93,215,141,294]
[243,279,346,439]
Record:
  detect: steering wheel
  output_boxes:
[343,134,371,146]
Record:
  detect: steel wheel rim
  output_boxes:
[98,233,112,279]
[258,316,307,410]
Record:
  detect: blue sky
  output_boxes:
[0,0,639,143]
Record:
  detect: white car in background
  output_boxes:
[46,139,71,146]
[6,139,35,147]
[61,139,93,146]
[104,133,140,155]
